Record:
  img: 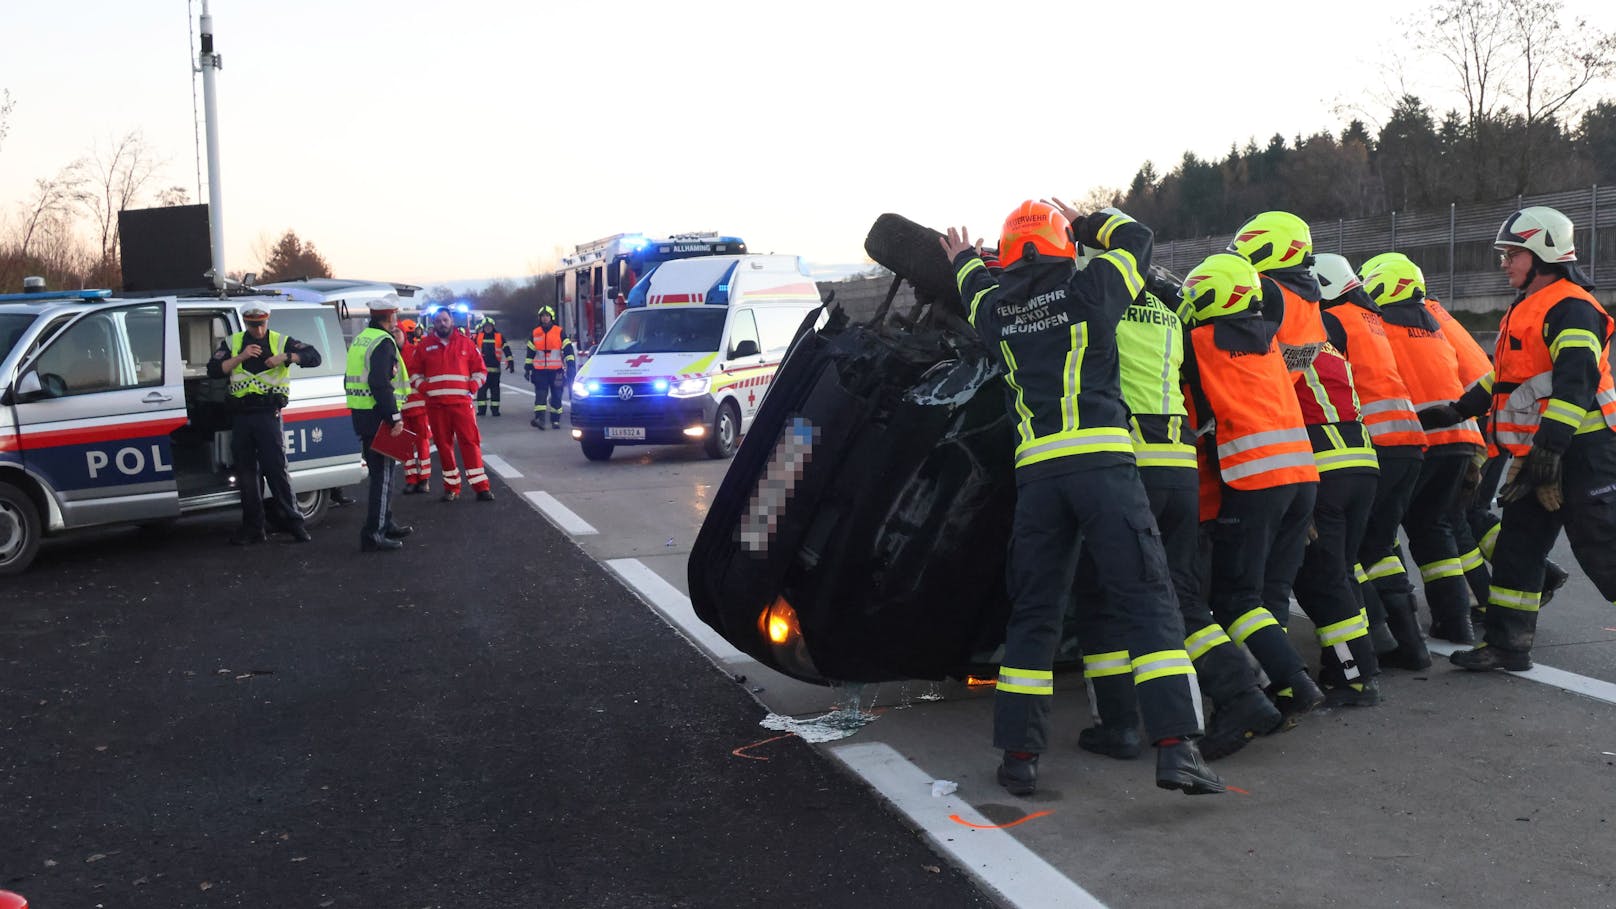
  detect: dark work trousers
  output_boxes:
[1403,452,1473,630]
[475,372,502,416]
[1484,430,1616,653]
[1358,450,1423,628]
[1209,482,1317,689]
[996,463,1201,754]
[231,409,303,535]
[1288,470,1380,685]
[532,369,564,425]
[1075,466,1260,729]
[353,412,398,546]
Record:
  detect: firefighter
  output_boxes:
[1360,254,1488,649]
[396,319,435,494]
[1314,253,1431,669]
[1072,273,1282,764]
[409,308,495,502]
[942,201,1221,798]
[1178,251,1327,723]
[526,306,576,430]
[1422,206,1616,670]
[473,315,514,417]
[207,302,319,546]
[1227,214,1381,706]
[345,296,413,552]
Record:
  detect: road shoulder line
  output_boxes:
[483,454,521,478]
[522,491,597,535]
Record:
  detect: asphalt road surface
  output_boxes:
[0,463,993,908]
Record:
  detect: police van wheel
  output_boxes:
[294,489,330,527]
[705,401,741,459]
[0,481,43,576]
[581,438,615,462]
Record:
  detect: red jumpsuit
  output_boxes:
[407,330,490,495]
[400,338,435,489]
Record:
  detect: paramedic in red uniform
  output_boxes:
[408,308,495,502]
[396,319,435,494]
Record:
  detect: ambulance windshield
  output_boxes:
[597,307,727,355]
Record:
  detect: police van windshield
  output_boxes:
[0,313,37,363]
[597,307,727,355]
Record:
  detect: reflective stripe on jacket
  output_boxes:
[1489,280,1616,455]
[1191,322,1319,490]
[228,331,288,398]
[1328,300,1426,447]
[409,331,487,403]
[1381,302,1485,448]
[1119,291,1194,470]
[345,328,408,411]
[527,325,575,371]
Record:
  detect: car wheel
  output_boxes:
[705,400,741,459]
[0,481,43,576]
[581,438,614,462]
[294,488,330,526]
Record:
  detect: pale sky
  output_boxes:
[4,0,1614,285]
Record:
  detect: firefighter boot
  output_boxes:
[1155,740,1225,795]
[1268,669,1325,730]
[1449,643,1533,672]
[1541,560,1570,607]
[1427,577,1476,645]
[1361,584,1399,654]
[997,751,1038,796]
[1201,688,1284,761]
[1319,636,1383,708]
[1378,590,1432,670]
[531,415,545,429]
[1078,673,1142,760]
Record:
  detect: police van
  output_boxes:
[0,289,364,574]
[567,255,824,461]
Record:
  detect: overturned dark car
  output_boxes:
[687,216,1018,685]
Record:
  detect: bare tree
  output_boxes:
[80,131,162,267]
[15,162,88,259]
[155,185,192,207]
[1508,0,1616,190]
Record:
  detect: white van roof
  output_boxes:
[254,278,423,316]
[630,254,817,307]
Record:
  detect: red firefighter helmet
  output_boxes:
[998,201,1075,268]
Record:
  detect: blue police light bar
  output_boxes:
[0,289,114,303]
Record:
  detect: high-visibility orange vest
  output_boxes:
[1271,280,1327,375]
[529,325,568,370]
[1329,302,1426,447]
[1192,324,1320,490]
[1424,297,1492,386]
[1489,279,1616,455]
[1381,304,1484,448]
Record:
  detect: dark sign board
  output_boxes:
[119,204,213,291]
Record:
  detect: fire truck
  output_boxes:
[554,232,745,350]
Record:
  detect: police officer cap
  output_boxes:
[241,302,271,320]
[371,293,402,313]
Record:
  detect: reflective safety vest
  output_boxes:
[1119,292,1195,470]
[474,329,508,369]
[1191,324,1319,490]
[228,331,289,398]
[1380,303,1484,448]
[1294,346,1378,473]
[1271,279,1327,375]
[1488,279,1616,455]
[527,325,573,371]
[1328,302,1426,448]
[1425,297,1492,386]
[344,327,409,411]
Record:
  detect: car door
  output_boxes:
[720,308,767,424]
[11,297,187,527]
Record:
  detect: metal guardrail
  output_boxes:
[1155,185,1616,302]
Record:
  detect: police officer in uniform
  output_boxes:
[207,302,318,546]
[944,201,1221,798]
[345,295,414,552]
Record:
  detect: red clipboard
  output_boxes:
[370,422,420,462]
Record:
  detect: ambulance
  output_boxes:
[0,288,364,574]
[568,255,824,461]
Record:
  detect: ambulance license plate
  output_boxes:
[605,427,646,440]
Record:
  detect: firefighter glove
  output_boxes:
[1419,403,1463,430]
[1458,457,1483,507]
[506,360,515,373]
[1535,480,1564,512]
[524,366,533,381]
[1499,447,1562,505]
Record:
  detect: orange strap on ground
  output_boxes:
[731,733,796,761]
[948,811,1052,829]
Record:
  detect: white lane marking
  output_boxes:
[831,742,1105,909]
[604,558,749,661]
[483,454,521,478]
[522,491,597,535]
[501,382,533,397]
[1425,639,1616,706]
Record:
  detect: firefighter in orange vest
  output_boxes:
[526,306,576,430]
[472,316,514,417]
[396,319,435,494]
[1362,254,1489,650]
[407,308,495,502]
[943,202,1220,798]
[1227,214,1381,707]
[1179,251,1326,724]
[1423,206,1616,670]
[1314,253,1432,669]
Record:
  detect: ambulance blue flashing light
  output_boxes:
[705,262,740,307]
